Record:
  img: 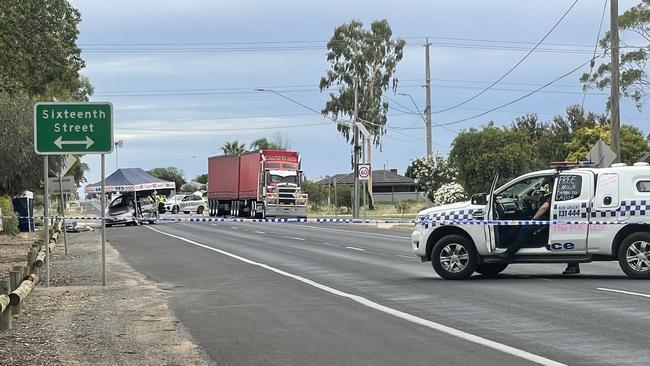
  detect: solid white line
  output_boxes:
[145,226,566,366]
[597,287,650,299]
[304,225,409,240]
[345,246,365,251]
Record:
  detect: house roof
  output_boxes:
[316,170,415,186]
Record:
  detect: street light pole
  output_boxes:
[610,0,621,162]
[114,140,123,171]
[353,79,360,219]
[424,38,432,158]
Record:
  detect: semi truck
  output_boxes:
[207,150,308,218]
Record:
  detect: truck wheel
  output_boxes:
[618,232,650,279]
[475,263,508,277]
[171,205,179,214]
[431,234,477,280]
[197,206,204,215]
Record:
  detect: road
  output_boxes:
[107,218,650,366]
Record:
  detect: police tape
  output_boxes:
[5,215,650,226]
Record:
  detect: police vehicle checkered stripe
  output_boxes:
[423,209,474,228]
[590,200,650,218]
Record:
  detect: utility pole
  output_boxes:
[610,0,621,163]
[424,38,432,158]
[353,79,360,219]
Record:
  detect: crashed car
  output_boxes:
[106,193,159,227]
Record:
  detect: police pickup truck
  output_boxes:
[163,194,207,215]
[412,162,650,279]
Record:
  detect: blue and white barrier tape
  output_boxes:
[6,216,650,226]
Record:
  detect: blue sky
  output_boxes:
[70,0,648,187]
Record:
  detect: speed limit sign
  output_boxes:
[358,164,371,181]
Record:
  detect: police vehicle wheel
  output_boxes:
[183,211,190,214]
[171,205,179,214]
[475,263,508,277]
[618,232,650,279]
[431,235,477,280]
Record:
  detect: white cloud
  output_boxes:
[113,116,335,141]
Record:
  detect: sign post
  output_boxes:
[58,173,68,256]
[34,102,113,286]
[43,157,50,286]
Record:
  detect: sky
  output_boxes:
[70,0,648,189]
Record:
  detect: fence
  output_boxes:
[0,218,63,331]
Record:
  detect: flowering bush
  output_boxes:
[433,183,466,206]
[406,153,456,202]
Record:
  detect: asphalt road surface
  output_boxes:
[107,218,650,366]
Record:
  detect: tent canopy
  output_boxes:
[85,168,176,194]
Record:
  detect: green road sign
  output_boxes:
[34,102,113,155]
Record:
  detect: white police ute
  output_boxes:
[164,194,207,215]
[411,162,650,279]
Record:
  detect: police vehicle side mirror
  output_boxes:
[471,193,487,205]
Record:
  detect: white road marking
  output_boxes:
[345,246,365,251]
[254,231,266,234]
[395,254,417,260]
[304,225,409,240]
[282,236,306,241]
[322,242,339,247]
[230,226,239,230]
[597,287,650,299]
[145,226,566,366]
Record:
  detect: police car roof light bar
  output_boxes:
[549,161,579,170]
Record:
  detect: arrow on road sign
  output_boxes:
[54,136,94,150]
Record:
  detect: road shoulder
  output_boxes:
[0,226,209,365]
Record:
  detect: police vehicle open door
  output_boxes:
[547,170,595,254]
[484,174,499,253]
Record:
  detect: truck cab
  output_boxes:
[411,162,650,279]
[261,162,308,218]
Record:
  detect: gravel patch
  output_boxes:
[0,228,209,365]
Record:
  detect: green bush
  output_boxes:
[0,196,19,236]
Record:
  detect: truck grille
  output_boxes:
[278,187,297,204]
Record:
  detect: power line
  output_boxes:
[436,55,605,127]
[116,121,334,132]
[93,83,604,98]
[429,0,580,115]
[116,112,315,124]
[582,0,608,109]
